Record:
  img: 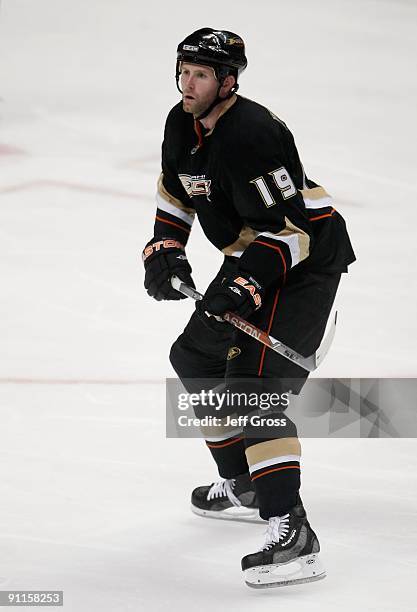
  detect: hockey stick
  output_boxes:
[171,275,337,372]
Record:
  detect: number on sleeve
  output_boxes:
[270,167,297,200]
[250,166,296,207]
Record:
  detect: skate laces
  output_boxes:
[207,479,242,507]
[261,514,290,551]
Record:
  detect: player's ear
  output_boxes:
[221,74,236,97]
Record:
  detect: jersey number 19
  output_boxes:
[250,166,296,207]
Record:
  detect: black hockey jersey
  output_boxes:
[152,95,355,288]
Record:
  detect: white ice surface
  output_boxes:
[0,0,416,610]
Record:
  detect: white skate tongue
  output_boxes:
[262,514,290,551]
[207,479,242,507]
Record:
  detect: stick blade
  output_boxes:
[314,311,338,368]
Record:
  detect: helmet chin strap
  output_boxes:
[175,62,239,121]
[194,78,239,121]
[195,83,238,121]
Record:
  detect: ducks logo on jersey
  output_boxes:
[179,174,212,199]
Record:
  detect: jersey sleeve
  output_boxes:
[153,113,195,245]
[224,116,313,288]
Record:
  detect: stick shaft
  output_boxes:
[170,275,336,371]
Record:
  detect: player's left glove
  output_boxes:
[197,274,264,321]
[142,237,195,301]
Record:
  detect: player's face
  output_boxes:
[180,63,219,115]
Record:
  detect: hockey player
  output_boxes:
[142,28,355,588]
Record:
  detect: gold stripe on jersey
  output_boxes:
[223,218,310,267]
[157,173,196,218]
[260,217,310,266]
[300,186,333,210]
[245,437,301,466]
[222,225,260,257]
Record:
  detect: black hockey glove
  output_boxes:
[197,274,264,321]
[142,237,195,301]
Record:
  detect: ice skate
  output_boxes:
[191,472,263,523]
[241,501,326,588]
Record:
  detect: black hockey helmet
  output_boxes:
[176,28,247,93]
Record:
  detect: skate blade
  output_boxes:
[244,553,326,589]
[191,504,265,524]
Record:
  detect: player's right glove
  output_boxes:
[142,237,195,301]
[197,274,264,320]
